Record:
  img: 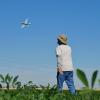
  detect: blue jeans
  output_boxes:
[57,71,76,94]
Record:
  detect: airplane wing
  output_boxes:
[21,24,25,29]
[25,19,28,24]
[20,19,31,29]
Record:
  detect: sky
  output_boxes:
[0,0,100,89]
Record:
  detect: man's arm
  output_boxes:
[56,47,63,74]
[57,67,63,74]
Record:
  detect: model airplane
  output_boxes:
[21,19,31,29]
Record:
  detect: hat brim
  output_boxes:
[57,37,67,44]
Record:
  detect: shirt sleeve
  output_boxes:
[56,47,62,67]
[56,47,61,56]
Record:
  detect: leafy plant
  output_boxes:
[12,75,19,87]
[99,79,100,85]
[76,69,98,89]
[0,74,5,83]
[76,69,89,87]
[91,70,98,88]
[0,73,20,90]
[5,73,13,90]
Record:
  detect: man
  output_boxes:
[56,34,76,94]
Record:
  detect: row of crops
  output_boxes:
[0,85,100,100]
[0,69,100,100]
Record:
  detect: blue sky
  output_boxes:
[0,0,100,88]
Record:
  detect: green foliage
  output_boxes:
[99,79,100,85]
[12,75,19,85]
[76,69,89,87]
[0,89,100,100]
[0,72,99,99]
[76,69,99,89]
[0,74,20,90]
[0,74,4,83]
[91,70,98,88]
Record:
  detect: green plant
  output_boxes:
[12,75,19,88]
[5,73,13,90]
[91,70,98,88]
[0,83,2,88]
[0,73,13,90]
[99,79,100,85]
[76,69,89,88]
[0,74,5,88]
[0,74,20,90]
[76,69,98,89]
[0,81,100,100]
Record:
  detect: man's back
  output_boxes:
[56,45,74,71]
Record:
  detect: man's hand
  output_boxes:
[57,67,63,74]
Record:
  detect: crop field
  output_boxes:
[0,69,100,100]
[0,87,100,100]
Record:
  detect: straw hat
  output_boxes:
[57,34,67,44]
